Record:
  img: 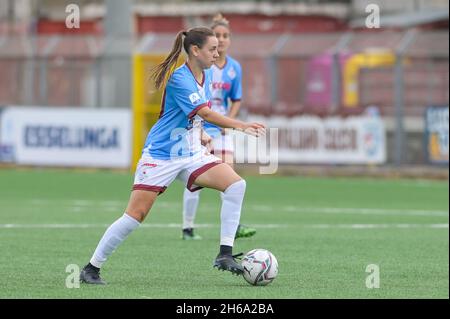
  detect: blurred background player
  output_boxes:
[181,14,257,241]
[79,27,265,284]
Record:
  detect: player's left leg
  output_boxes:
[215,137,256,240]
[186,160,246,275]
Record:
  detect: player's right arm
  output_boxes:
[197,107,265,137]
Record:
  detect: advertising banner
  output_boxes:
[425,106,449,165]
[0,107,132,168]
[235,115,386,164]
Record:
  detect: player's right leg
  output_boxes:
[80,190,158,285]
[80,156,177,285]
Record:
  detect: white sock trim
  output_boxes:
[89,257,103,269]
[220,236,235,247]
[123,212,141,226]
[224,179,246,194]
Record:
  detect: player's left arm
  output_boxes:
[228,62,243,119]
[228,100,241,119]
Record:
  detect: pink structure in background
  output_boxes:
[305,52,351,111]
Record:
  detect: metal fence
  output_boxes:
[0,30,448,164]
[0,36,133,108]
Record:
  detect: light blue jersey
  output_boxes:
[143,63,212,160]
[204,56,242,138]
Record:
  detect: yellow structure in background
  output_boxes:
[131,54,184,170]
[429,133,449,162]
[132,54,165,171]
[343,50,396,108]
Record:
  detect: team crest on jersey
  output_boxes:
[189,92,201,105]
[227,67,236,79]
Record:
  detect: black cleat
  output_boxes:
[182,228,202,240]
[80,264,106,285]
[213,253,244,275]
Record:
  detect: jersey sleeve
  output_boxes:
[230,62,242,102]
[170,72,209,119]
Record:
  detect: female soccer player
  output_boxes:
[79,27,265,284]
[181,14,256,241]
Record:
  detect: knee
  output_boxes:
[127,207,149,223]
[225,179,246,194]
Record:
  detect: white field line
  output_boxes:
[0,223,283,229]
[1,199,448,217]
[264,206,449,217]
[0,223,447,229]
[308,223,449,229]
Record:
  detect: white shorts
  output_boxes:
[133,151,222,194]
[211,133,234,157]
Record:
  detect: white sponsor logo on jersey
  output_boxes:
[189,92,201,105]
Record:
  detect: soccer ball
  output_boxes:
[241,249,278,286]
